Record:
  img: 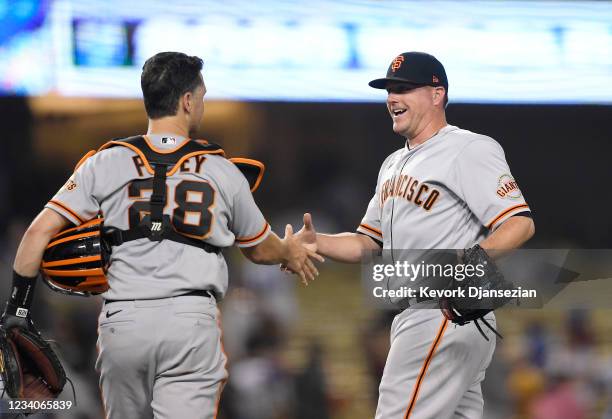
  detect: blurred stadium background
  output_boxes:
[1,0,612,418]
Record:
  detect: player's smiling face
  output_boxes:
[386,83,436,139]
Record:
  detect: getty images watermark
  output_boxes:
[361,249,612,310]
[370,259,536,301]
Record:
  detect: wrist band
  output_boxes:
[5,271,37,318]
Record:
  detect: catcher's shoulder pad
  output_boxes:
[74,150,98,172]
[229,158,265,192]
[98,135,226,176]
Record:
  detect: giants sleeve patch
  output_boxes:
[496,174,522,200]
[60,175,78,193]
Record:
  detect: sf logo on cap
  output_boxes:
[391,55,404,72]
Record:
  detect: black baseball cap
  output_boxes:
[369,52,448,93]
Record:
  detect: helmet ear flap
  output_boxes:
[41,217,110,297]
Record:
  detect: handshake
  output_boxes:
[277,213,322,286]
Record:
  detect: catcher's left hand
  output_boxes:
[0,314,67,400]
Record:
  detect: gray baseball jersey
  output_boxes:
[46,134,270,300]
[356,125,530,419]
[46,133,271,418]
[357,124,529,249]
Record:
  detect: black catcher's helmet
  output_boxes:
[41,218,110,296]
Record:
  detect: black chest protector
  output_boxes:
[100,136,226,254]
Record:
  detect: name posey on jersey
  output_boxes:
[496,174,522,200]
[131,154,207,177]
[379,174,441,211]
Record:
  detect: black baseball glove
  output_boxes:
[439,244,515,340]
[0,313,67,401]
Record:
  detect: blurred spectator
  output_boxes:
[294,341,331,419]
[237,259,299,330]
[567,309,595,348]
[545,310,599,408]
[507,356,546,417]
[221,316,292,419]
[221,253,299,360]
[525,321,548,369]
[220,285,267,360]
[361,312,394,403]
[529,378,587,419]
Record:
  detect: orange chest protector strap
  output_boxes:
[100,136,224,254]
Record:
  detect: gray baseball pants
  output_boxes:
[375,306,496,419]
[95,294,227,419]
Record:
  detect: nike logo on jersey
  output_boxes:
[106,310,122,318]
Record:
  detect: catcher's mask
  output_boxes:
[41,218,110,297]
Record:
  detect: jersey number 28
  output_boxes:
[127,179,215,239]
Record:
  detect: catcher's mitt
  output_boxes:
[439,244,515,340]
[0,326,66,400]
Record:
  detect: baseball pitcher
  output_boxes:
[295,52,535,418]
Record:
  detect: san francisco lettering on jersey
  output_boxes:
[379,174,440,211]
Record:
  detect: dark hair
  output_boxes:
[141,52,204,119]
